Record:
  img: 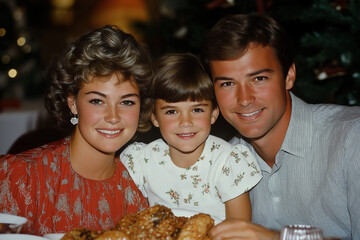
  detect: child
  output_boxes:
[120,53,262,222]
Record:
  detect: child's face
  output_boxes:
[67,73,140,155]
[151,99,219,166]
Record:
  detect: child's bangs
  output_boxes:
[155,71,214,103]
[158,84,212,103]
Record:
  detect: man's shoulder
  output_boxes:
[291,97,360,149]
[310,103,360,126]
[299,102,360,155]
[292,93,360,126]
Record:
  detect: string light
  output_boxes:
[8,69,17,78]
[1,55,10,64]
[23,45,32,53]
[51,0,75,8]
[17,36,26,46]
[51,0,75,25]
[0,28,6,37]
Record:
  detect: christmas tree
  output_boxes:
[138,0,360,106]
[0,1,45,109]
[139,0,258,58]
[267,0,360,105]
[1,0,359,109]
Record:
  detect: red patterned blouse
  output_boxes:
[0,137,148,236]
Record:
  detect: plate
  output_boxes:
[43,233,65,240]
[171,208,223,225]
[0,213,28,233]
[0,234,47,240]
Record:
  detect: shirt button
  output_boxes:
[268,174,277,194]
[272,196,280,203]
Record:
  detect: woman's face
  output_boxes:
[67,73,140,155]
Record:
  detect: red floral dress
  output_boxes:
[0,137,148,236]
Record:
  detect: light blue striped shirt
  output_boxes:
[230,93,360,239]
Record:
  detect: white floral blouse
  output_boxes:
[120,135,262,220]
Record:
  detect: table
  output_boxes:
[0,100,49,155]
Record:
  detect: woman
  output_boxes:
[0,25,150,235]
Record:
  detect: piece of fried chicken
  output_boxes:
[177,213,214,240]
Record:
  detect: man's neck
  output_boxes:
[250,137,282,168]
[249,93,292,168]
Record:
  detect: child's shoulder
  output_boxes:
[206,135,252,155]
[123,138,167,153]
[207,135,232,149]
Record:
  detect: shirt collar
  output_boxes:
[280,92,312,158]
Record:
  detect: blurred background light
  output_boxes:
[0,28,6,37]
[90,0,149,41]
[17,36,26,46]
[8,69,17,78]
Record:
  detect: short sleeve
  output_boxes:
[216,144,262,202]
[120,142,148,198]
[117,164,149,214]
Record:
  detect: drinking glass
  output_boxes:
[280,225,324,240]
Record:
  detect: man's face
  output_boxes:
[209,45,295,143]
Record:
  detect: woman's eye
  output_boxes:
[121,100,136,106]
[89,99,103,105]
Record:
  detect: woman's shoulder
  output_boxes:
[0,138,70,197]
[1,137,70,171]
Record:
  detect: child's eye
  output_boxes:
[121,100,136,106]
[165,110,177,115]
[89,99,103,105]
[193,108,204,113]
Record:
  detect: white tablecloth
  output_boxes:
[0,100,48,155]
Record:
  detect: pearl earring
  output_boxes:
[70,115,78,125]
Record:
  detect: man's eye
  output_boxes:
[165,110,176,115]
[89,99,102,105]
[220,82,233,87]
[254,76,267,81]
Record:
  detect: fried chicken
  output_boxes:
[61,205,214,240]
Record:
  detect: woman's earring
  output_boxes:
[70,115,78,125]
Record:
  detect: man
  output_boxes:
[202,14,360,239]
